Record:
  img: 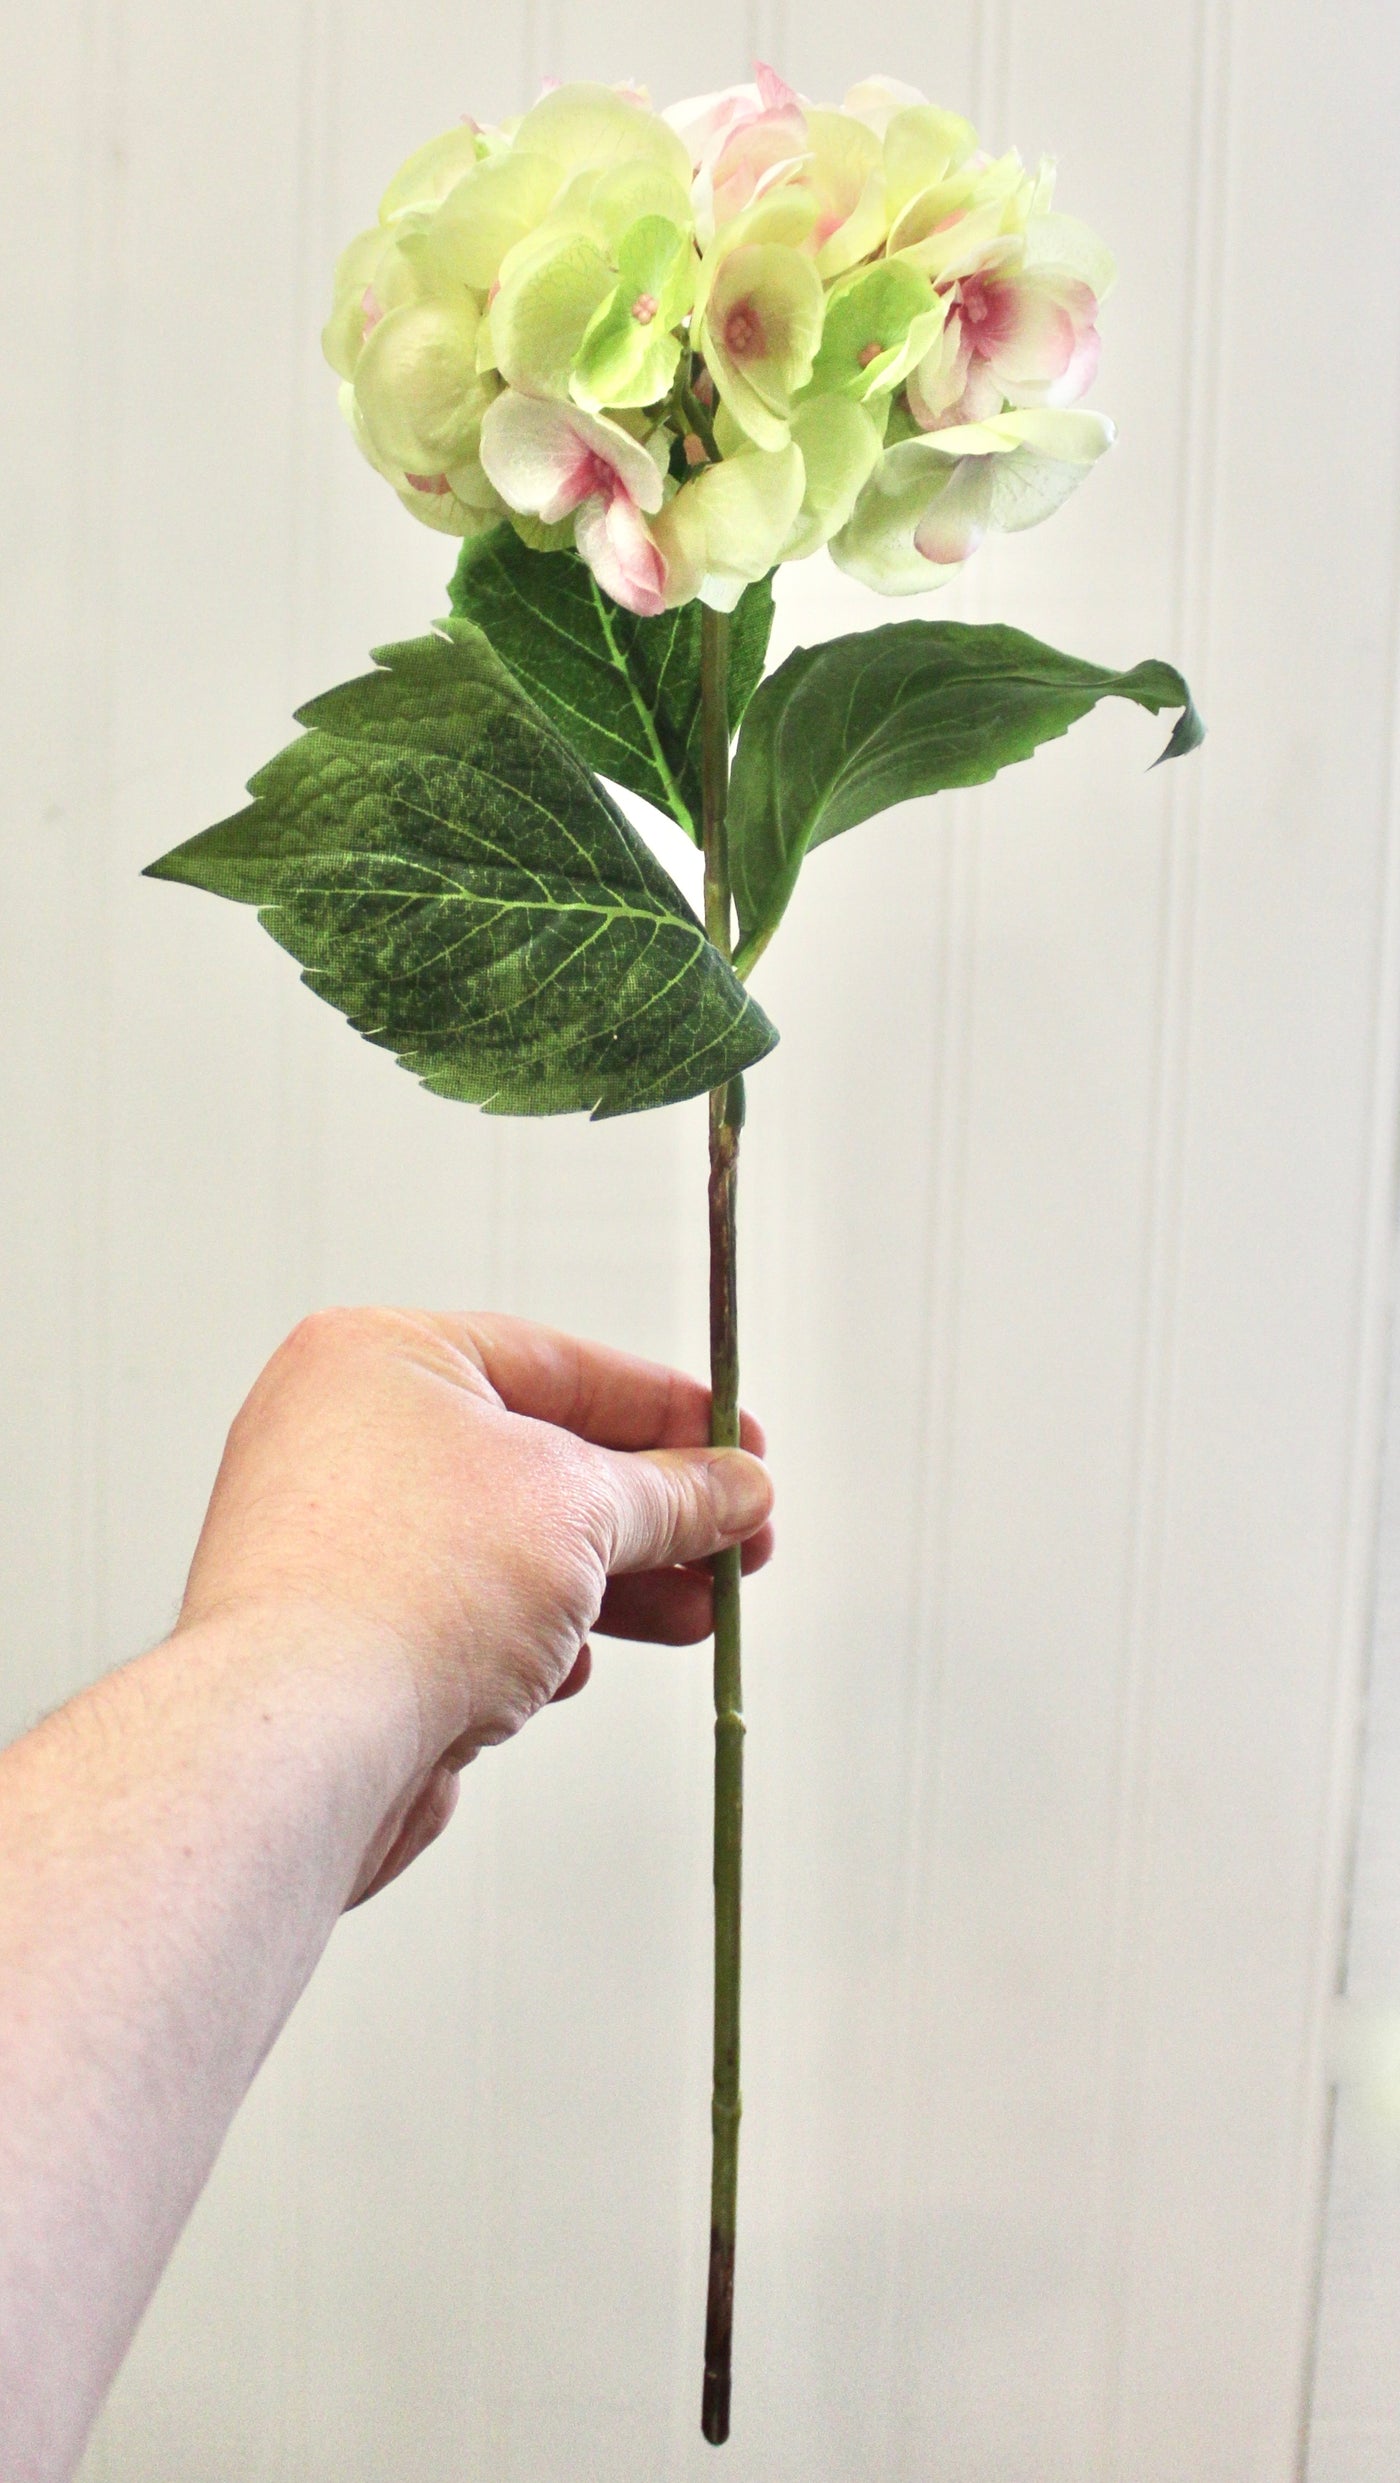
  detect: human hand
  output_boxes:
[177,1308,773,1901]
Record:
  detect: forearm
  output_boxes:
[0,1606,415,2483]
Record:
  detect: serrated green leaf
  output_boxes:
[144,620,778,1119]
[448,526,774,841]
[728,620,1204,973]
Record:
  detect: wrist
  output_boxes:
[160,1593,428,1830]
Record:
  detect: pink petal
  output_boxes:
[975,274,1100,393]
[479,395,665,526]
[912,458,993,566]
[480,395,593,520]
[914,506,985,565]
[755,61,801,114]
[712,113,809,222]
[1041,321,1101,408]
[575,492,667,616]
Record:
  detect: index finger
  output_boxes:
[430,1311,766,1455]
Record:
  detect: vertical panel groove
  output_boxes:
[1296,237,1400,2483]
[1093,0,1233,2462]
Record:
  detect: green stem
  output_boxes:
[700,605,744,2449]
[680,385,721,463]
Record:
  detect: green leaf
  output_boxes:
[448,526,774,841]
[144,620,778,1119]
[727,619,1204,973]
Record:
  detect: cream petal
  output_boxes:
[841,75,929,137]
[653,445,805,608]
[513,82,694,189]
[428,152,563,291]
[700,241,825,447]
[353,298,489,472]
[1021,211,1117,300]
[831,407,1113,591]
[882,106,981,223]
[379,124,484,223]
[322,227,393,378]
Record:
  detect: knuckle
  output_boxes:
[281,1304,373,1362]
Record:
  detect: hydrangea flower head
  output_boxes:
[324,71,1116,612]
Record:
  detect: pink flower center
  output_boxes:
[723,300,765,361]
[630,292,658,326]
[957,274,1016,355]
[857,340,883,369]
[564,445,625,511]
[360,286,384,340]
[405,472,453,496]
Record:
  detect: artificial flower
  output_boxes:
[830,406,1115,590]
[325,68,1117,606]
[480,391,668,614]
[651,440,806,610]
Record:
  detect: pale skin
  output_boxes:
[0,1307,774,2483]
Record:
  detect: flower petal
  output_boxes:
[429,151,564,291]
[830,407,1114,591]
[652,444,806,608]
[807,258,944,401]
[1021,211,1117,300]
[882,105,980,224]
[378,124,484,222]
[513,81,694,189]
[699,241,825,447]
[781,396,885,559]
[479,392,665,522]
[571,216,693,411]
[322,226,395,379]
[491,229,616,398]
[354,297,492,472]
[840,75,928,136]
[575,490,668,615]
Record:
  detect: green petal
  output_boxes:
[492,229,615,398]
[323,227,391,378]
[1021,211,1117,300]
[394,474,504,538]
[653,446,805,610]
[806,260,945,402]
[554,160,695,253]
[781,397,885,560]
[428,151,563,290]
[830,440,976,592]
[571,217,693,411]
[804,107,886,281]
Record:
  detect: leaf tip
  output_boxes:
[1150,696,1206,769]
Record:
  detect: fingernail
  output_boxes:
[708,1450,770,1537]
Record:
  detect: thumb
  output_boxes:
[593,1445,773,1576]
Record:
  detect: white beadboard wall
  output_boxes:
[3,2,1399,2477]
[1309,1225,1400,2482]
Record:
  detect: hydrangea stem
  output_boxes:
[700,604,744,2447]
